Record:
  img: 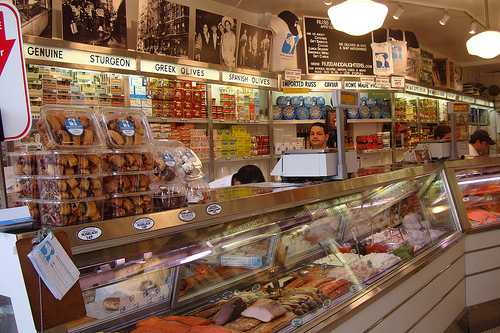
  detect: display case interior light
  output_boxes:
[458,175,500,186]
[327,0,388,36]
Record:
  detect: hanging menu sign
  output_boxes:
[446,92,457,100]
[282,80,341,90]
[303,16,373,75]
[428,89,447,98]
[405,83,428,95]
[222,71,278,88]
[24,43,136,70]
[141,59,219,81]
[344,81,378,90]
[459,95,475,103]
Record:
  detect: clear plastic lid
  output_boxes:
[185,179,210,204]
[37,105,104,149]
[152,183,187,211]
[152,141,185,183]
[174,147,204,180]
[100,108,153,148]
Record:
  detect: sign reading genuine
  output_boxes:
[141,59,219,81]
[24,43,136,70]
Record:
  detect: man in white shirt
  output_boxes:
[468,129,496,156]
[209,165,265,188]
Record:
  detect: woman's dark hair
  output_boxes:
[434,124,451,140]
[231,165,265,184]
[310,122,328,134]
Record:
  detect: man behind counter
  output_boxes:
[468,129,496,156]
[434,124,452,140]
[309,122,329,149]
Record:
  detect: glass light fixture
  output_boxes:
[328,0,388,36]
[469,20,477,34]
[393,4,404,20]
[439,10,450,25]
[466,30,500,59]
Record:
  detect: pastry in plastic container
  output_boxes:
[102,171,152,195]
[37,105,104,149]
[103,192,153,219]
[185,179,211,204]
[9,176,39,199]
[8,198,41,224]
[37,151,101,175]
[9,151,39,175]
[99,108,153,148]
[38,175,103,200]
[174,147,204,180]
[152,183,187,212]
[152,144,183,183]
[101,150,153,172]
[39,197,104,226]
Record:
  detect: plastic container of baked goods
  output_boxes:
[99,108,153,149]
[37,105,104,150]
[9,151,39,175]
[103,192,153,219]
[8,176,39,199]
[152,146,183,183]
[39,197,104,226]
[185,179,210,204]
[174,147,204,180]
[152,183,187,212]
[37,151,101,175]
[101,150,153,172]
[38,175,103,200]
[102,171,153,195]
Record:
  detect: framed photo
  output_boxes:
[238,23,272,71]
[137,0,189,58]
[195,9,237,66]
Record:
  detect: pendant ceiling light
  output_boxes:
[328,0,388,36]
[466,0,500,59]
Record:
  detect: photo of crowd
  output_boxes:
[194,9,237,66]
[238,23,272,71]
[62,0,127,49]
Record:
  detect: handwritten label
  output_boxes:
[284,68,302,81]
[391,76,405,88]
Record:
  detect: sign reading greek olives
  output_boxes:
[304,16,373,75]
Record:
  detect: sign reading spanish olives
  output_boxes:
[303,16,373,75]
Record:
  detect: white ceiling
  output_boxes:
[213,0,500,73]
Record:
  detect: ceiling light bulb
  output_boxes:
[393,5,404,20]
[439,11,450,25]
[466,30,500,59]
[328,0,388,36]
[324,0,333,5]
[469,21,477,34]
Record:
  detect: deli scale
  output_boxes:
[271,90,359,182]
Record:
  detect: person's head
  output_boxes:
[222,17,233,32]
[203,24,208,34]
[309,122,329,149]
[218,22,224,33]
[434,124,452,140]
[231,165,265,185]
[469,129,496,154]
[211,25,217,33]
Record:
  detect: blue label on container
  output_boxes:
[381,105,391,118]
[366,98,376,107]
[309,105,321,119]
[296,105,309,120]
[283,105,295,120]
[359,105,370,119]
[162,153,176,167]
[291,96,301,107]
[277,96,287,108]
[184,150,197,162]
[316,96,325,107]
[347,108,359,119]
[119,119,135,137]
[371,105,381,118]
[65,118,84,136]
[303,96,313,107]
[272,105,282,120]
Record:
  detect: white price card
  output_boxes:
[28,233,80,300]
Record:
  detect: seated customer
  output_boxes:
[309,122,329,149]
[434,124,452,140]
[468,129,496,156]
[209,165,265,188]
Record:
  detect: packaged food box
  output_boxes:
[9,151,39,175]
[37,105,104,149]
[37,151,101,175]
[40,197,104,226]
[103,192,153,219]
[101,150,153,172]
[103,171,153,195]
[152,183,187,211]
[9,176,39,199]
[38,175,103,200]
[100,108,153,148]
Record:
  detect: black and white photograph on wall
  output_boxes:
[62,0,127,49]
[13,0,52,37]
[194,9,237,66]
[237,23,272,71]
[137,0,189,58]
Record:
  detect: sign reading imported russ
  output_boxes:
[303,16,373,76]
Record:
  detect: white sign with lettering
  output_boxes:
[428,89,447,98]
[391,76,405,89]
[222,71,278,88]
[24,43,136,70]
[141,59,219,81]
[459,95,475,103]
[281,80,341,89]
[375,76,390,88]
[344,81,378,90]
[284,68,302,81]
[405,83,428,95]
[446,92,457,100]
[360,75,376,85]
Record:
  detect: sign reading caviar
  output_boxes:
[303,16,373,75]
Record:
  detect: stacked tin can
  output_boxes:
[99,108,155,219]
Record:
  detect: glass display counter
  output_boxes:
[0,163,462,333]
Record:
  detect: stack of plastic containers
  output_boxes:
[35,105,106,226]
[99,108,154,219]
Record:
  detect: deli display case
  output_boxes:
[0,163,463,333]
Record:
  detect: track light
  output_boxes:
[439,10,450,25]
[393,4,404,20]
[469,20,477,34]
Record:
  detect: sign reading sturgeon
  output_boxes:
[303,16,373,75]
[0,1,31,141]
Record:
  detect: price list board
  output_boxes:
[303,16,373,76]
